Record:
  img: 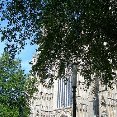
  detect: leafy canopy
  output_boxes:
[0,0,117,86]
[0,52,34,117]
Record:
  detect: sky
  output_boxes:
[0,8,37,74]
[16,43,37,73]
[0,41,37,74]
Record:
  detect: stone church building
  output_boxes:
[29,55,117,117]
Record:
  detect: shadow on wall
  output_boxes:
[60,115,68,117]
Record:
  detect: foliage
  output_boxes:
[0,52,35,117]
[24,75,38,98]
[0,0,117,86]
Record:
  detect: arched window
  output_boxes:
[57,77,72,108]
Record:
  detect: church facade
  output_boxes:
[29,72,117,117]
[30,55,117,117]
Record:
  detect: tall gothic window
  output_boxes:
[57,76,72,108]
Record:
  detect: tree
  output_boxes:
[0,52,34,117]
[0,0,117,86]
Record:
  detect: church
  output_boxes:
[29,55,117,117]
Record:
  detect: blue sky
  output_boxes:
[0,13,37,74]
[0,41,37,74]
[16,43,37,73]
